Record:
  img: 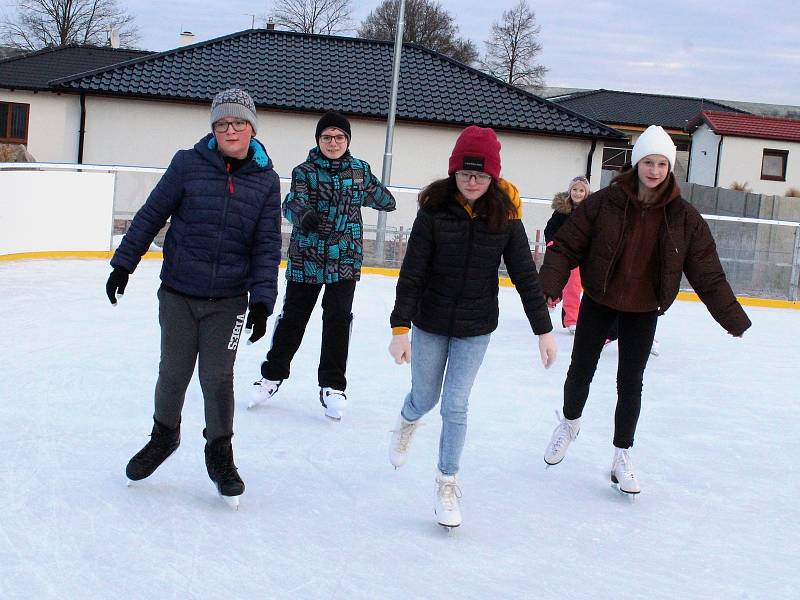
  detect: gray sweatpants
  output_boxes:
[153,286,248,442]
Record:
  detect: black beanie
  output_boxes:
[315,111,351,142]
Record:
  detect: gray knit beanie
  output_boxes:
[210,88,258,134]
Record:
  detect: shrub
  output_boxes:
[729,181,751,192]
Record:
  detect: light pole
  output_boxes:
[375,0,406,264]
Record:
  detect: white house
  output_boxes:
[0,45,152,162]
[687,111,800,195]
[36,29,624,201]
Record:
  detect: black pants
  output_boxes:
[154,286,248,442]
[563,295,658,448]
[261,280,356,390]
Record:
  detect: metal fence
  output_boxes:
[4,162,800,300]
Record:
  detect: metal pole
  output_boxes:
[375,0,406,265]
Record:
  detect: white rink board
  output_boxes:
[0,170,114,254]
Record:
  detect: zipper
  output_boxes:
[603,199,628,293]
[211,163,234,290]
[449,215,475,335]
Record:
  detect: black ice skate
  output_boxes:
[125,418,180,484]
[204,430,245,510]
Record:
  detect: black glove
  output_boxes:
[245,303,271,344]
[300,210,321,233]
[106,267,129,305]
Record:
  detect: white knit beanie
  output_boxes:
[631,125,676,171]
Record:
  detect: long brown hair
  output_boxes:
[611,162,677,203]
[418,176,516,232]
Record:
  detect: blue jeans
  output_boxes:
[401,327,491,476]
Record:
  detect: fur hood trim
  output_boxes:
[551,191,573,214]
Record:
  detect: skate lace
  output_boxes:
[614,450,635,480]
[549,411,576,453]
[437,480,462,511]
[392,420,421,452]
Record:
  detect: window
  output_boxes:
[761,149,788,181]
[0,101,29,144]
[602,144,634,171]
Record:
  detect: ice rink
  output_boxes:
[1,259,797,599]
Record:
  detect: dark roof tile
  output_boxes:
[553,89,745,130]
[0,44,153,90]
[52,29,623,140]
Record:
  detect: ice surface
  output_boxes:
[1,260,797,599]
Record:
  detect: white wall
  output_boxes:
[718,136,800,195]
[81,97,604,201]
[0,171,114,254]
[0,90,81,162]
[688,123,721,186]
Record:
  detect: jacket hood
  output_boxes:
[613,171,681,210]
[551,191,573,214]
[307,146,353,171]
[498,178,523,219]
[195,133,273,171]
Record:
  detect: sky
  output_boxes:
[2,1,799,105]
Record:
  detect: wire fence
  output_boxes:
[4,162,800,301]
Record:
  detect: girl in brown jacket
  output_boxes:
[538,125,751,496]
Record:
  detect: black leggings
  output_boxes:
[563,295,658,448]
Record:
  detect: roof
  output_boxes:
[52,29,624,141]
[552,88,745,130]
[688,111,800,143]
[0,45,153,91]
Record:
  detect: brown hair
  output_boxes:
[418,176,516,232]
[610,162,677,203]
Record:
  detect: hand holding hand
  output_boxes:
[538,332,557,369]
[106,267,129,305]
[388,333,411,365]
[245,303,271,344]
[546,296,561,310]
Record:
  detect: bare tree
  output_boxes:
[269,0,353,35]
[1,0,139,50]
[482,0,547,88]
[358,0,478,66]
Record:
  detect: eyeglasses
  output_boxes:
[455,170,492,183]
[213,119,249,133]
[320,134,347,144]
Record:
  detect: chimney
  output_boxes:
[266,19,275,31]
[179,31,195,47]
[110,28,121,48]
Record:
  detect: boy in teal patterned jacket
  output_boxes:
[250,111,395,420]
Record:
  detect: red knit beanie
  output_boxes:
[448,126,501,180]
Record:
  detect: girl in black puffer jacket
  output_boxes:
[386,125,557,529]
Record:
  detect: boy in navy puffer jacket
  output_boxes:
[250,111,395,420]
[106,89,282,508]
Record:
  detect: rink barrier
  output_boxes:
[3,251,795,310]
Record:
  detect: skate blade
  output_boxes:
[610,481,640,501]
[324,410,343,421]
[220,494,240,510]
[126,478,135,487]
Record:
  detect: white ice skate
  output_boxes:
[544,411,580,466]
[220,494,240,510]
[650,339,660,357]
[248,378,282,409]
[389,414,421,468]
[567,325,576,335]
[320,387,347,421]
[611,447,641,499]
[435,472,462,529]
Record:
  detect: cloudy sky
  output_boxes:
[4,0,799,105]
